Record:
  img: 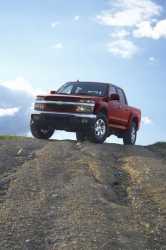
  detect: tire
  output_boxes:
[123,121,137,145]
[88,113,108,144]
[76,132,87,142]
[30,119,54,139]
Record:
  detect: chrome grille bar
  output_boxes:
[35,100,95,107]
[32,111,96,118]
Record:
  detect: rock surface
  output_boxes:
[0,138,166,250]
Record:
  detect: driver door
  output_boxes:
[108,86,121,127]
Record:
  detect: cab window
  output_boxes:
[109,86,117,97]
[117,88,127,105]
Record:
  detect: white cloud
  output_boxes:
[0,107,20,117]
[96,0,166,58]
[107,39,139,59]
[51,43,63,49]
[0,77,35,96]
[142,116,153,125]
[148,56,158,64]
[133,20,166,39]
[110,29,130,39]
[149,56,155,62]
[0,77,35,135]
[74,16,80,21]
[97,0,161,27]
[51,21,60,28]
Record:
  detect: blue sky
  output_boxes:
[0,0,166,145]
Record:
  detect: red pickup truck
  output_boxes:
[30,81,141,145]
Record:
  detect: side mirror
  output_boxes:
[50,90,57,94]
[109,93,120,101]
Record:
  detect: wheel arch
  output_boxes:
[98,107,108,116]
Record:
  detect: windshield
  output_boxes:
[57,82,108,97]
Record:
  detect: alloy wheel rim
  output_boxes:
[95,119,106,138]
[131,126,136,143]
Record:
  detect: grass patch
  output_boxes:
[152,142,166,147]
[0,135,27,141]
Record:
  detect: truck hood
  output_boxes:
[39,94,105,103]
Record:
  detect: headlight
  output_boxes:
[34,103,45,111]
[76,105,94,113]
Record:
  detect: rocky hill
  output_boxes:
[0,137,166,250]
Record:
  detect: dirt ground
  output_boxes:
[0,138,166,250]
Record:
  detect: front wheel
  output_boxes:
[123,121,137,145]
[88,113,108,144]
[30,119,54,139]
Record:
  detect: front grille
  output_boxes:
[45,96,82,102]
[44,103,76,113]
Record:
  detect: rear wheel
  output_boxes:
[88,113,108,144]
[30,119,54,139]
[123,121,137,145]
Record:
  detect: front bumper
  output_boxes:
[31,111,96,132]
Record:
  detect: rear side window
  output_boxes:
[117,88,127,105]
[109,86,117,96]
